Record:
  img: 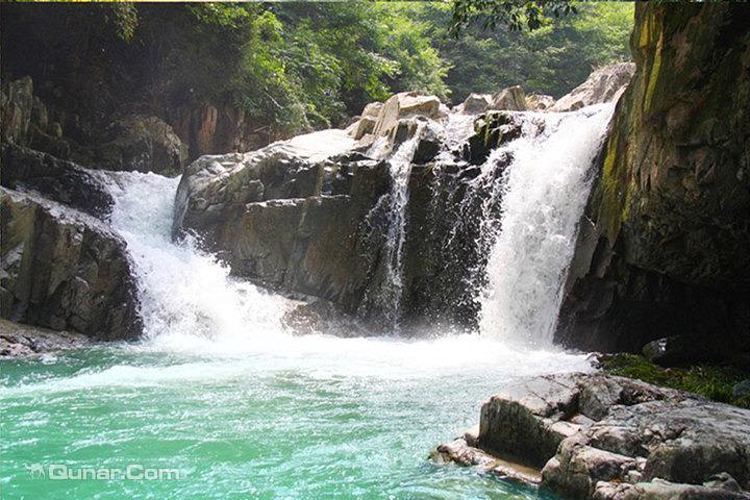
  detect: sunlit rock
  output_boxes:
[550,62,635,112]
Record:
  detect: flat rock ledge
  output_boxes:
[434,373,750,500]
[0,318,90,357]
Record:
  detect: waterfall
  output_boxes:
[375,125,424,326]
[477,104,615,346]
[104,171,293,349]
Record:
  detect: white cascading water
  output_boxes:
[379,125,424,324]
[94,169,590,377]
[478,103,615,346]
[105,172,294,351]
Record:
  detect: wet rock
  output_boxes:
[282,298,369,337]
[433,435,543,486]
[1,142,113,218]
[551,63,635,112]
[465,112,525,165]
[413,122,443,164]
[96,114,188,175]
[490,85,528,111]
[0,318,90,358]
[556,4,750,357]
[526,94,555,111]
[1,187,142,339]
[734,381,750,398]
[437,373,750,499]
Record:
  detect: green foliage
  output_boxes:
[451,0,577,33]
[601,353,750,409]
[423,1,634,100]
[2,2,634,139]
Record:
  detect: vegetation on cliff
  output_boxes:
[601,354,750,409]
[1,2,632,152]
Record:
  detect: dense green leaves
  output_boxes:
[2,2,634,140]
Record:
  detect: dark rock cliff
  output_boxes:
[557,3,750,361]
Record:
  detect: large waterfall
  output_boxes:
[477,104,615,345]
[2,104,607,500]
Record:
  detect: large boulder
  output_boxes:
[356,92,448,144]
[454,93,493,115]
[556,4,750,360]
[96,114,188,175]
[1,188,141,340]
[1,143,113,218]
[551,63,635,112]
[490,85,528,111]
[436,373,750,500]
[173,128,394,313]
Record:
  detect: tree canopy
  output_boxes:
[1,2,633,139]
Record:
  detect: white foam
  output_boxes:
[479,104,615,346]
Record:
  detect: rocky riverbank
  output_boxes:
[0,318,90,357]
[434,373,750,499]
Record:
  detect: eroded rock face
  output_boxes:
[95,114,188,175]
[556,4,750,361]
[0,188,141,340]
[173,128,396,314]
[1,143,113,218]
[436,373,750,500]
[551,63,635,112]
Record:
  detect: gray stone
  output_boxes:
[0,318,90,357]
[438,373,750,499]
[96,114,188,175]
[1,142,113,218]
[1,187,142,340]
[551,62,635,112]
[490,85,528,111]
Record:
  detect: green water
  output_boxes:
[1,336,588,499]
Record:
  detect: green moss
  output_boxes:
[600,353,750,409]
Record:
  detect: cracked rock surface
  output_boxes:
[436,373,750,499]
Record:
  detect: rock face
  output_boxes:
[0,188,141,340]
[556,3,750,361]
[551,63,635,112]
[174,92,548,329]
[173,129,393,313]
[1,143,113,218]
[95,114,188,175]
[436,373,750,500]
[1,77,189,175]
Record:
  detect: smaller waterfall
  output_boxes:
[379,125,424,326]
[479,104,615,346]
[104,171,293,349]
